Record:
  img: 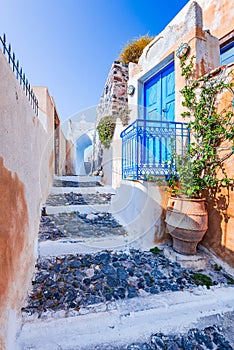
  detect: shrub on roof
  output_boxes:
[119,34,154,65]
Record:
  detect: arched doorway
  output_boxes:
[76,133,93,175]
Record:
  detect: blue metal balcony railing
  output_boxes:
[120,119,190,180]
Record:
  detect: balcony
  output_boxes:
[120,119,190,180]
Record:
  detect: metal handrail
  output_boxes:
[0,33,38,116]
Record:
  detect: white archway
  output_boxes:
[64,114,95,176]
[75,133,92,175]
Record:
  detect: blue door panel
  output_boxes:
[144,62,175,165]
[162,66,175,121]
[144,74,161,120]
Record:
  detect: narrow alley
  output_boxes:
[17,176,234,349]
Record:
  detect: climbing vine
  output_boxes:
[169,55,234,198]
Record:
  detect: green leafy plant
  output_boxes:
[119,34,154,65]
[169,55,234,198]
[223,274,234,285]
[191,272,213,289]
[97,116,116,148]
[150,246,160,255]
[214,263,222,271]
[97,106,131,148]
[118,106,131,126]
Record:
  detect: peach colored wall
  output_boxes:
[59,128,68,175]
[196,0,234,40]
[204,154,234,267]
[66,140,76,175]
[0,53,54,348]
[202,65,234,266]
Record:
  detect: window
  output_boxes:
[220,37,234,66]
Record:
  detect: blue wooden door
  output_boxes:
[161,63,175,121]
[143,62,175,167]
[144,74,161,120]
[144,61,175,121]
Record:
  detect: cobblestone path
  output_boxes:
[46,192,114,206]
[91,325,234,349]
[23,249,233,317]
[20,177,234,349]
[53,179,102,188]
[39,212,126,241]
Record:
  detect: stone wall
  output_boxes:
[94,61,128,185]
[96,61,128,122]
[0,52,55,349]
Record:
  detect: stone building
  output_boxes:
[94,61,129,184]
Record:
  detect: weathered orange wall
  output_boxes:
[0,158,30,349]
[202,65,234,266]
[0,51,54,348]
[198,0,234,40]
[204,154,234,267]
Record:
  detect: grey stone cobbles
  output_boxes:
[39,211,126,241]
[23,249,233,318]
[53,179,102,187]
[125,326,234,349]
[46,192,113,206]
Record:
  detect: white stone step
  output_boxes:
[50,185,116,195]
[54,175,101,183]
[16,286,234,350]
[45,204,111,215]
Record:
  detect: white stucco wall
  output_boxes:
[111,181,169,249]
[0,51,54,349]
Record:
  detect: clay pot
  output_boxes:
[165,197,208,255]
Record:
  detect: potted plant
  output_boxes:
[165,53,234,255]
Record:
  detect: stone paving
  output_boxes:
[91,325,234,349]
[46,192,113,206]
[53,179,102,188]
[23,248,234,320]
[39,212,126,241]
[20,177,234,349]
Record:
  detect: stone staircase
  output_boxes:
[16,176,234,349]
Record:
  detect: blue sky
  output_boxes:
[0,0,189,122]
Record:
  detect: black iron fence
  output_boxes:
[0,33,38,116]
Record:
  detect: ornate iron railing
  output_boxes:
[120,119,190,180]
[0,33,38,116]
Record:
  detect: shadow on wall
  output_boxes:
[203,190,234,268]
[76,133,92,176]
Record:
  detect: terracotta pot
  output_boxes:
[165,197,208,255]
